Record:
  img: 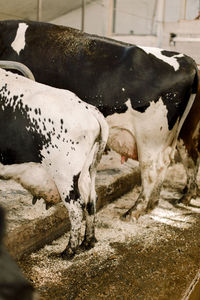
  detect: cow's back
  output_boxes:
[0,20,198,122]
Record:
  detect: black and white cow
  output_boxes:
[0,205,36,300]
[0,19,198,219]
[176,67,200,204]
[0,66,108,258]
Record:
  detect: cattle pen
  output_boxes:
[1,1,200,299]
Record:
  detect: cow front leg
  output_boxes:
[61,198,83,259]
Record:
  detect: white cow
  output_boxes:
[0,67,108,258]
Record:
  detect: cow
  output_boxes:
[0,19,198,220]
[0,65,109,258]
[0,205,36,300]
[176,67,200,205]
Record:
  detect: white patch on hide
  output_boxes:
[11,23,28,55]
[126,98,178,200]
[126,98,177,157]
[139,46,184,71]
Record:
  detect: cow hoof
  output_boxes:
[120,211,140,222]
[80,237,97,251]
[32,196,38,205]
[178,194,192,205]
[169,198,180,205]
[45,203,53,210]
[120,212,132,222]
[60,247,76,260]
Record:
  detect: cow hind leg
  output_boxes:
[121,159,167,221]
[61,142,101,258]
[179,164,199,205]
[79,142,101,251]
[121,145,172,221]
[177,143,200,205]
[80,176,97,251]
[61,196,84,259]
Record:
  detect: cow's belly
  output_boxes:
[0,162,61,204]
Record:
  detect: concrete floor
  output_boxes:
[17,163,200,300]
[2,151,200,299]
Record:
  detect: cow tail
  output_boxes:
[92,108,109,168]
[192,63,199,94]
[87,109,109,212]
[78,109,108,211]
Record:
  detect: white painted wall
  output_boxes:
[114,19,200,63]
[162,20,200,63]
[164,0,199,21]
[50,0,200,62]
[51,0,200,36]
[51,0,109,36]
[114,0,157,35]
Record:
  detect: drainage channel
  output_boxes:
[183,272,200,300]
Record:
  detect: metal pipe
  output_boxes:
[112,0,117,34]
[184,0,187,19]
[156,0,165,48]
[81,0,86,32]
[151,0,158,35]
[179,0,187,20]
[107,0,114,36]
[0,61,35,81]
[37,0,42,21]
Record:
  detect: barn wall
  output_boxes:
[50,0,109,36]
[50,1,200,63]
[114,20,200,63]
[162,20,200,64]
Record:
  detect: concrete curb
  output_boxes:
[4,161,141,260]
